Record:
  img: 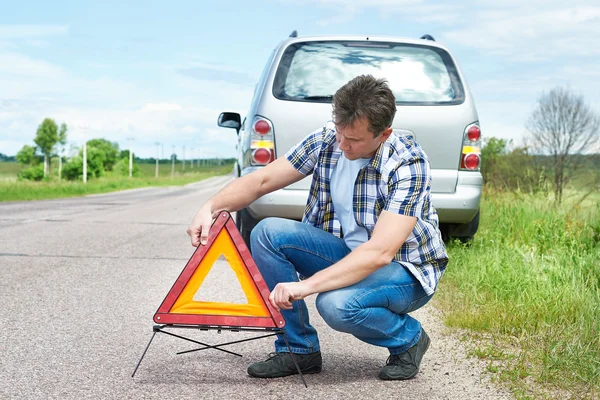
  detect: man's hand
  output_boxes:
[187,203,214,247]
[269,281,312,311]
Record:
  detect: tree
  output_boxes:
[526,87,600,204]
[63,147,105,181]
[33,118,67,178]
[87,138,119,171]
[481,137,509,184]
[16,145,38,166]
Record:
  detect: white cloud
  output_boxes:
[0,24,69,39]
[141,103,182,112]
[442,4,600,60]
[181,125,197,134]
[0,52,65,78]
[0,51,249,159]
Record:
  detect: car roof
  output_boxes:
[278,34,452,53]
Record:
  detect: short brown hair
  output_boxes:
[332,75,397,136]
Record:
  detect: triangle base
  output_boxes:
[132,324,308,387]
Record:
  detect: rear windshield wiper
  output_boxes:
[302,95,333,101]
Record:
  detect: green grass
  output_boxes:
[0,162,234,202]
[434,189,600,399]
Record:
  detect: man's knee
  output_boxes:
[249,217,293,251]
[316,291,364,333]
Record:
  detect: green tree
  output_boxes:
[481,137,509,184]
[63,147,106,181]
[33,118,67,178]
[87,138,119,171]
[16,145,38,166]
[114,158,140,177]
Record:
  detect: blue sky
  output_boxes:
[1,0,599,159]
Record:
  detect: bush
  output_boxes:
[482,138,549,194]
[18,164,45,181]
[62,156,83,181]
[114,158,140,177]
[87,138,119,171]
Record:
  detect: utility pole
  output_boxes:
[80,124,89,183]
[190,147,194,169]
[182,145,186,173]
[127,137,134,178]
[155,142,160,178]
[171,145,175,176]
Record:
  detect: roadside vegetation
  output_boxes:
[0,163,233,202]
[435,87,600,399]
[436,189,599,399]
[0,117,234,202]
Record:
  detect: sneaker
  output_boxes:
[379,329,430,380]
[247,351,322,378]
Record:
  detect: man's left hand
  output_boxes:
[269,282,311,311]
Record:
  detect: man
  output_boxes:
[187,75,448,381]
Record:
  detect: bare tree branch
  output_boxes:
[525,87,600,204]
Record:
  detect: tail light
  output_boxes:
[460,122,481,171]
[250,116,275,165]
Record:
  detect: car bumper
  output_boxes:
[245,170,482,224]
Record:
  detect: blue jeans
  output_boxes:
[250,217,433,355]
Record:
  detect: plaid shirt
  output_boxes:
[285,121,448,295]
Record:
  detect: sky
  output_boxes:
[1,0,599,159]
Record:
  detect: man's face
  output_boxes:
[335,117,392,160]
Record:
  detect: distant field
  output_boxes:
[0,162,22,180]
[0,161,234,202]
[0,160,227,180]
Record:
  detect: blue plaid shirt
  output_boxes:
[285,121,448,295]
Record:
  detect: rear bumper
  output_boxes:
[434,171,482,223]
[245,170,482,224]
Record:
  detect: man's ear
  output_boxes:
[379,127,393,142]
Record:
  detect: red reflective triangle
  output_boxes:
[153,211,286,329]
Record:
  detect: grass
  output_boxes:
[434,188,600,399]
[0,161,234,202]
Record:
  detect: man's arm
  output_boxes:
[187,157,305,246]
[269,210,417,310]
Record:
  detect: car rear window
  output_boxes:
[273,41,464,105]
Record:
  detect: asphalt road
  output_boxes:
[0,175,511,400]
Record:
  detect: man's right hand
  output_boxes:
[187,203,214,247]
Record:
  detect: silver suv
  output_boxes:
[218,32,482,244]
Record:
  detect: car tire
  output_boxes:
[235,208,258,252]
[446,209,480,244]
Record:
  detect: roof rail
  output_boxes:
[289,30,298,38]
[420,34,435,41]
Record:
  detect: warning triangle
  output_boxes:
[154,211,285,329]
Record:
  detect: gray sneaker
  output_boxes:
[247,351,322,378]
[379,329,430,380]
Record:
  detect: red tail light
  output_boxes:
[461,122,481,171]
[250,116,275,166]
[461,153,480,170]
[467,125,481,141]
[252,148,274,165]
[253,120,271,135]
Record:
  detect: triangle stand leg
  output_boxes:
[132,325,309,387]
[281,331,308,388]
[132,329,158,378]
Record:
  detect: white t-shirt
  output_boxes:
[330,153,370,250]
